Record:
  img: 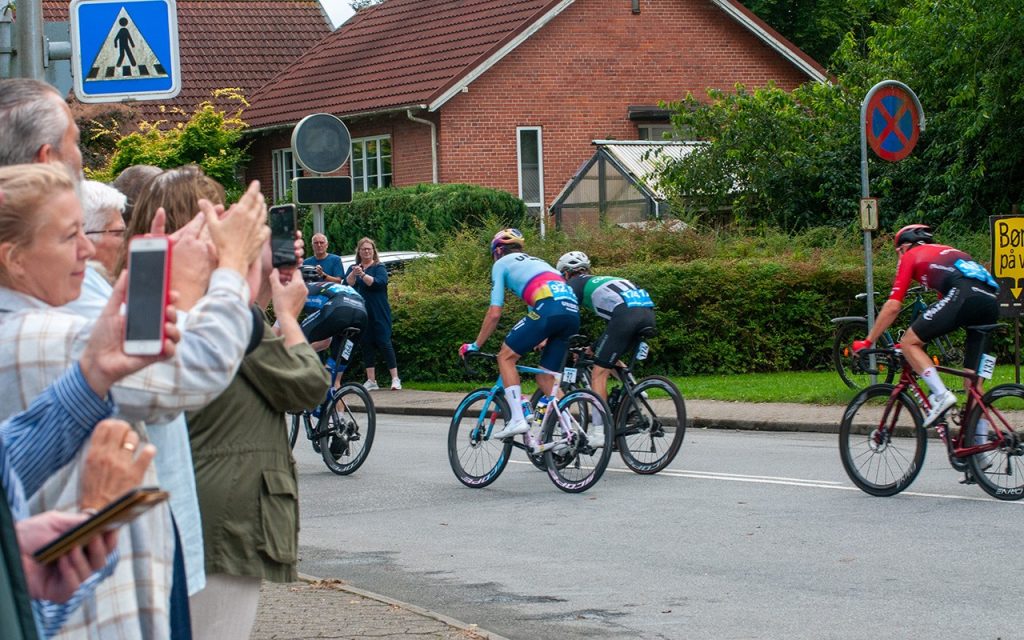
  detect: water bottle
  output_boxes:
[521,400,533,424]
[535,395,552,424]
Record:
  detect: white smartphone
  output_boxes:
[124,235,172,356]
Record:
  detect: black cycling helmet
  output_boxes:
[893,224,934,249]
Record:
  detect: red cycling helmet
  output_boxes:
[893,224,934,249]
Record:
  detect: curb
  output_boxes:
[374,404,842,435]
[296,573,512,640]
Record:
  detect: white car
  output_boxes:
[339,250,437,275]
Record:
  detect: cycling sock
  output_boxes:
[504,385,525,422]
[921,367,949,396]
[975,417,990,445]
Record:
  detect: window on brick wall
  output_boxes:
[271,148,303,203]
[351,135,393,192]
[517,127,544,216]
[637,124,677,141]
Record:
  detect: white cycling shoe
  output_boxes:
[923,390,957,426]
[492,419,529,440]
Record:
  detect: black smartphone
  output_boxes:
[124,235,172,356]
[269,204,298,268]
[32,488,169,564]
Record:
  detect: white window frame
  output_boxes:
[516,126,544,216]
[350,135,393,192]
[637,124,677,141]
[271,148,303,203]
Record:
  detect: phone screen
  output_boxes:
[126,249,167,341]
[270,205,297,267]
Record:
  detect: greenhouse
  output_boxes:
[549,141,701,231]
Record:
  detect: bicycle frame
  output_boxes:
[873,351,1010,461]
[463,353,588,456]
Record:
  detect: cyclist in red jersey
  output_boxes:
[853,224,999,427]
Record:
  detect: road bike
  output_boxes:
[447,351,614,493]
[831,286,964,389]
[530,332,686,475]
[289,328,376,475]
[838,323,1024,500]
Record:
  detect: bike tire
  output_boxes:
[616,376,686,475]
[833,320,896,389]
[541,388,613,493]
[288,413,301,450]
[839,384,927,496]
[448,389,512,489]
[963,384,1024,501]
[319,383,376,475]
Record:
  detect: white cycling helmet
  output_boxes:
[556,251,591,276]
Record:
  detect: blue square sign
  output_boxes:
[70,0,180,103]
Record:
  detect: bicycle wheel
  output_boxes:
[832,321,896,389]
[839,384,927,496]
[448,389,512,488]
[616,376,686,474]
[319,384,376,475]
[288,413,302,450]
[541,388,613,493]
[964,384,1024,500]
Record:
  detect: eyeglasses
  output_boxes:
[85,228,127,237]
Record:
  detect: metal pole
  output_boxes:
[15,0,44,78]
[0,12,12,78]
[860,87,877,383]
[312,204,324,236]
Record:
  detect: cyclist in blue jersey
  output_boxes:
[557,251,656,411]
[301,281,367,365]
[460,229,580,443]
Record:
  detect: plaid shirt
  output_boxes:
[0,269,251,640]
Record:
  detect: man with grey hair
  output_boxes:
[0,78,83,177]
[81,180,128,280]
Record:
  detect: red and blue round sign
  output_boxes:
[865,85,921,162]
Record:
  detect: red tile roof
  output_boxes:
[244,0,557,129]
[244,0,827,131]
[44,0,332,123]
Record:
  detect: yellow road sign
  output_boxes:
[992,215,1024,302]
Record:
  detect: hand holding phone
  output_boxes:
[32,488,168,565]
[124,236,172,356]
[269,204,298,268]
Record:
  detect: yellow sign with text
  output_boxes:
[993,215,1024,301]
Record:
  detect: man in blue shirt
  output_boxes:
[305,234,344,283]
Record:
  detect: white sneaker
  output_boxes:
[363,380,380,391]
[923,390,957,426]
[391,378,402,390]
[586,427,606,449]
[491,418,528,440]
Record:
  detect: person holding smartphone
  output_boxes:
[344,237,402,390]
[305,233,344,283]
[187,242,328,640]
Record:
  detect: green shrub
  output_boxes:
[300,183,528,253]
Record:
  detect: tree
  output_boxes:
[349,0,383,12]
[88,89,250,199]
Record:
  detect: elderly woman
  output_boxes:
[0,164,269,639]
[63,180,128,322]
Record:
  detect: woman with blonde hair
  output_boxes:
[344,236,401,389]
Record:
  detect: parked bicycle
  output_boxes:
[448,351,614,493]
[838,323,1024,500]
[530,332,685,475]
[832,286,965,389]
[289,328,376,475]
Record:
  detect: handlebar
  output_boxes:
[461,349,497,378]
[853,347,901,375]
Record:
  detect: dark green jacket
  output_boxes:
[187,318,329,582]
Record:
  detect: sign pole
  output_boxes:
[859,80,926,382]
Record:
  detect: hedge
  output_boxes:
[300,183,528,254]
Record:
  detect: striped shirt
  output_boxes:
[0,268,251,640]
[1,363,118,638]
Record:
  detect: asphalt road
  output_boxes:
[291,414,1024,640]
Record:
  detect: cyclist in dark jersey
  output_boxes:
[301,281,367,364]
[459,229,580,443]
[853,224,999,427]
[557,251,655,416]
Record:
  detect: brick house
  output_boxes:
[43,0,332,124]
[242,0,827,220]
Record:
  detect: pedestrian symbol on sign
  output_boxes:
[86,7,168,81]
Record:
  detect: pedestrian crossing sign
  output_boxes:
[71,0,180,103]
